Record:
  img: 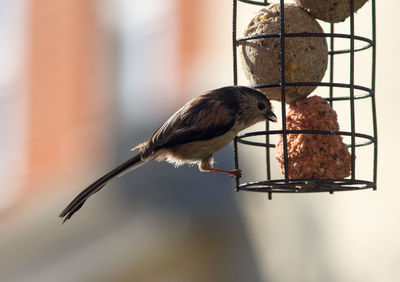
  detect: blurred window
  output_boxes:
[0,0,28,210]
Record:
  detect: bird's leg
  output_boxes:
[200,156,241,178]
[207,167,242,178]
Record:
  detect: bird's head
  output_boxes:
[236,86,277,127]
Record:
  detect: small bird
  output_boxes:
[59,86,277,222]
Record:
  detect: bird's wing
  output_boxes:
[150,96,236,150]
[145,105,187,150]
[160,119,235,148]
[145,87,241,152]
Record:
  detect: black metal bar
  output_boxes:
[232,0,238,86]
[237,32,374,56]
[238,0,269,6]
[236,129,375,146]
[329,23,334,108]
[266,121,271,180]
[232,0,240,191]
[371,0,378,190]
[237,32,373,44]
[237,129,377,139]
[238,180,375,193]
[279,0,289,183]
[254,81,372,94]
[234,137,240,191]
[329,44,372,55]
[349,0,356,181]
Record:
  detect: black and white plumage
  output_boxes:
[59,86,276,223]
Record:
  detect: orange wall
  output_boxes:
[27,0,109,190]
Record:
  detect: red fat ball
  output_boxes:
[276,96,351,179]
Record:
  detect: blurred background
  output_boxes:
[0,0,398,281]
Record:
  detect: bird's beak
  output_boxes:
[266,111,277,123]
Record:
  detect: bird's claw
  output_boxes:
[229,169,242,178]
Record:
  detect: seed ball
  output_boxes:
[239,3,328,104]
[296,0,369,23]
[276,96,351,179]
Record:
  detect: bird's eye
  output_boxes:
[257,102,266,110]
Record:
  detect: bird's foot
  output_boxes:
[208,168,242,178]
[228,169,242,178]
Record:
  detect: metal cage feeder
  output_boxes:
[232,0,377,197]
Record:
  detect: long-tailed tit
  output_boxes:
[60,86,277,222]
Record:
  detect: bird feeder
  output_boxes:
[232,0,377,197]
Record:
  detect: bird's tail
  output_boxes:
[59,153,143,223]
